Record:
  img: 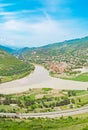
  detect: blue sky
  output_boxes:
[0,0,88,47]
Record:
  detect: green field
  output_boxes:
[71,73,88,82]
[0,89,88,113]
[50,71,88,82]
[0,113,88,130]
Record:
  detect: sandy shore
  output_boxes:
[0,65,88,94]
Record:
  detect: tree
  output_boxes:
[0,78,2,83]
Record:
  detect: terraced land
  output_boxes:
[0,49,34,83]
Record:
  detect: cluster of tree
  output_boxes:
[68,91,76,97]
[0,95,71,112]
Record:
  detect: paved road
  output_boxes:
[0,106,88,118]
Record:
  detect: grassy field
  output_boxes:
[50,71,88,82]
[0,89,88,113]
[71,73,88,82]
[0,113,88,130]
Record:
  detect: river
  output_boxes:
[0,65,88,94]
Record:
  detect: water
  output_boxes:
[0,65,88,94]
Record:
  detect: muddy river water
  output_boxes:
[0,65,88,94]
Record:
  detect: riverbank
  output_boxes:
[0,63,35,83]
[49,66,88,82]
[0,65,88,94]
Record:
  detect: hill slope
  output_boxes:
[18,36,88,81]
[18,36,88,66]
[0,49,34,83]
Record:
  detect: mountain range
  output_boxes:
[0,36,88,64]
[16,36,88,66]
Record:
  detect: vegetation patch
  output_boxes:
[72,73,88,82]
[0,113,88,130]
[50,71,88,82]
[0,49,34,83]
[0,89,88,113]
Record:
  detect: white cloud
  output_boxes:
[0,1,88,47]
[0,11,15,16]
[0,3,13,7]
[2,20,22,31]
[0,16,88,47]
[39,0,71,13]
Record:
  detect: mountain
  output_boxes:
[0,45,16,54]
[18,36,88,66]
[0,49,34,83]
[1,36,87,68]
[0,45,31,56]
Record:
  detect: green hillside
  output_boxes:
[0,49,34,83]
[17,36,88,82]
[19,36,88,64]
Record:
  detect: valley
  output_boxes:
[0,36,88,130]
[0,0,88,129]
[17,37,88,82]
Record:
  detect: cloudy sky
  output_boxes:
[0,0,88,47]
